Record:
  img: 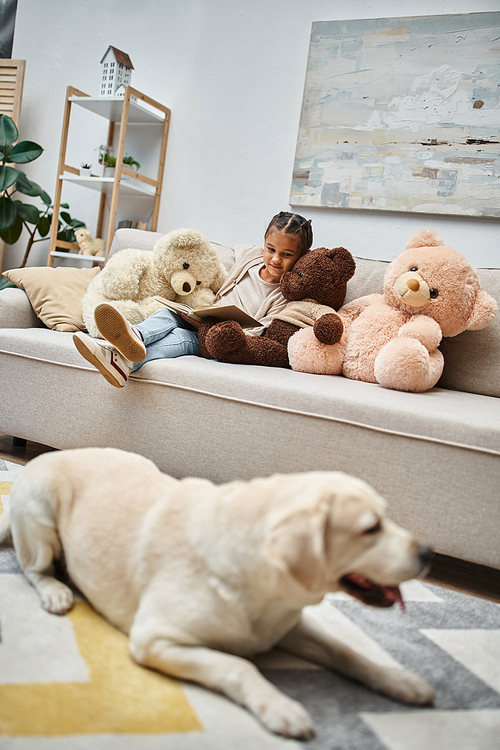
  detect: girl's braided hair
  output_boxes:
[265,211,313,256]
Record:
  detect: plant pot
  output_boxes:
[80,168,92,177]
[104,167,115,178]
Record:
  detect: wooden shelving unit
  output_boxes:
[47,85,170,266]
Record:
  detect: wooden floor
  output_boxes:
[1,432,499,604]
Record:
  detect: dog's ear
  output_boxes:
[265,505,329,592]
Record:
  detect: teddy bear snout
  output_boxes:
[281,272,308,300]
[395,272,430,309]
[170,269,198,296]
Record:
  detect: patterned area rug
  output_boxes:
[1,458,499,750]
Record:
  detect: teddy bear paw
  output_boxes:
[374,338,444,392]
[313,313,343,345]
[397,316,442,352]
[205,320,247,358]
[288,327,345,375]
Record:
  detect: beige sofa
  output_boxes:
[1,229,499,570]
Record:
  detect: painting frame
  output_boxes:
[290,13,500,218]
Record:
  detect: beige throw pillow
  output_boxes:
[2,266,100,332]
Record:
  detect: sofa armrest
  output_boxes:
[0,287,45,328]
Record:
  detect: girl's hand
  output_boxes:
[180,313,201,329]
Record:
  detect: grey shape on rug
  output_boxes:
[261,587,500,749]
[0,547,22,574]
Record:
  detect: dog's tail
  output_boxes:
[0,508,12,544]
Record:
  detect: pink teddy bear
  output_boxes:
[288,230,497,393]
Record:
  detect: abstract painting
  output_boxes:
[290,13,500,217]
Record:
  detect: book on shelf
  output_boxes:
[154,297,260,328]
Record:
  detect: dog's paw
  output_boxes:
[254,693,315,739]
[40,581,74,615]
[385,669,435,706]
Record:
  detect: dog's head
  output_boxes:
[264,472,433,608]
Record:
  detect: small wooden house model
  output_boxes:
[99,46,134,98]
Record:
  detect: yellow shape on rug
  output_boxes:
[0,601,203,736]
[0,480,13,496]
[0,481,13,517]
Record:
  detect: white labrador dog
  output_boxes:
[0,448,435,739]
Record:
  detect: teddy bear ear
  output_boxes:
[317,246,356,280]
[153,234,170,255]
[466,290,498,331]
[406,229,444,250]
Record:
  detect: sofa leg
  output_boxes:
[13,437,27,448]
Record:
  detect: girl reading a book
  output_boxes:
[73,212,313,387]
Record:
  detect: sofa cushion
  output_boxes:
[2,265,100,332]
[438,267,500,398]
[344,256,388,306]
[345,258,499,398]
[108,228,236,272]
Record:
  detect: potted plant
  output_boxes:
[98,144,113,176]
[103,154,116,178]
[80,162,92,176]
[123,154,140,171]
[102,152,140,178]
[0,113,85,274]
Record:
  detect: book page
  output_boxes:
[155,298,260,328]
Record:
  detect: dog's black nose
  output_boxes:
[418,545,435,568]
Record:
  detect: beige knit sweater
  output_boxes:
[273,299,337,328]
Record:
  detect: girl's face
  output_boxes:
[260,227,301,284]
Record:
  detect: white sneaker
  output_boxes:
[73,332,132,388]
[94,304,146,363]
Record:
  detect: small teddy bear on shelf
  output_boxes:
[198,246,356,368]
[75,227,105,257]
[82,227,227,338]
[288,229,497,392]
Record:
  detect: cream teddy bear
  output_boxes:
[82,228,227,338]
[288,230,497,392]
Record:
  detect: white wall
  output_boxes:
[5,0,499,271]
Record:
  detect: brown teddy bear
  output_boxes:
[288,230,497,392]
[198,246,356,368]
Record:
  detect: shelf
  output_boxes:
[50,250,105,264]
[69,95,165,124]
[61,175,156,196]
[48,85,170,267]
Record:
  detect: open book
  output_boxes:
[154,297,260,328]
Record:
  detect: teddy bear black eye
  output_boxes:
[429,289,438,299]
[410,266,418,272]
[183,262,190,269]
[196,280,201,285]
[298,272,303,277]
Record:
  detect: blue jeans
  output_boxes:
[130,309,200,372]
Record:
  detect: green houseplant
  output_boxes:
[103,154,117,169]
[103,153,140,171]
[123,154,140,171]
[0,114,84,270]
